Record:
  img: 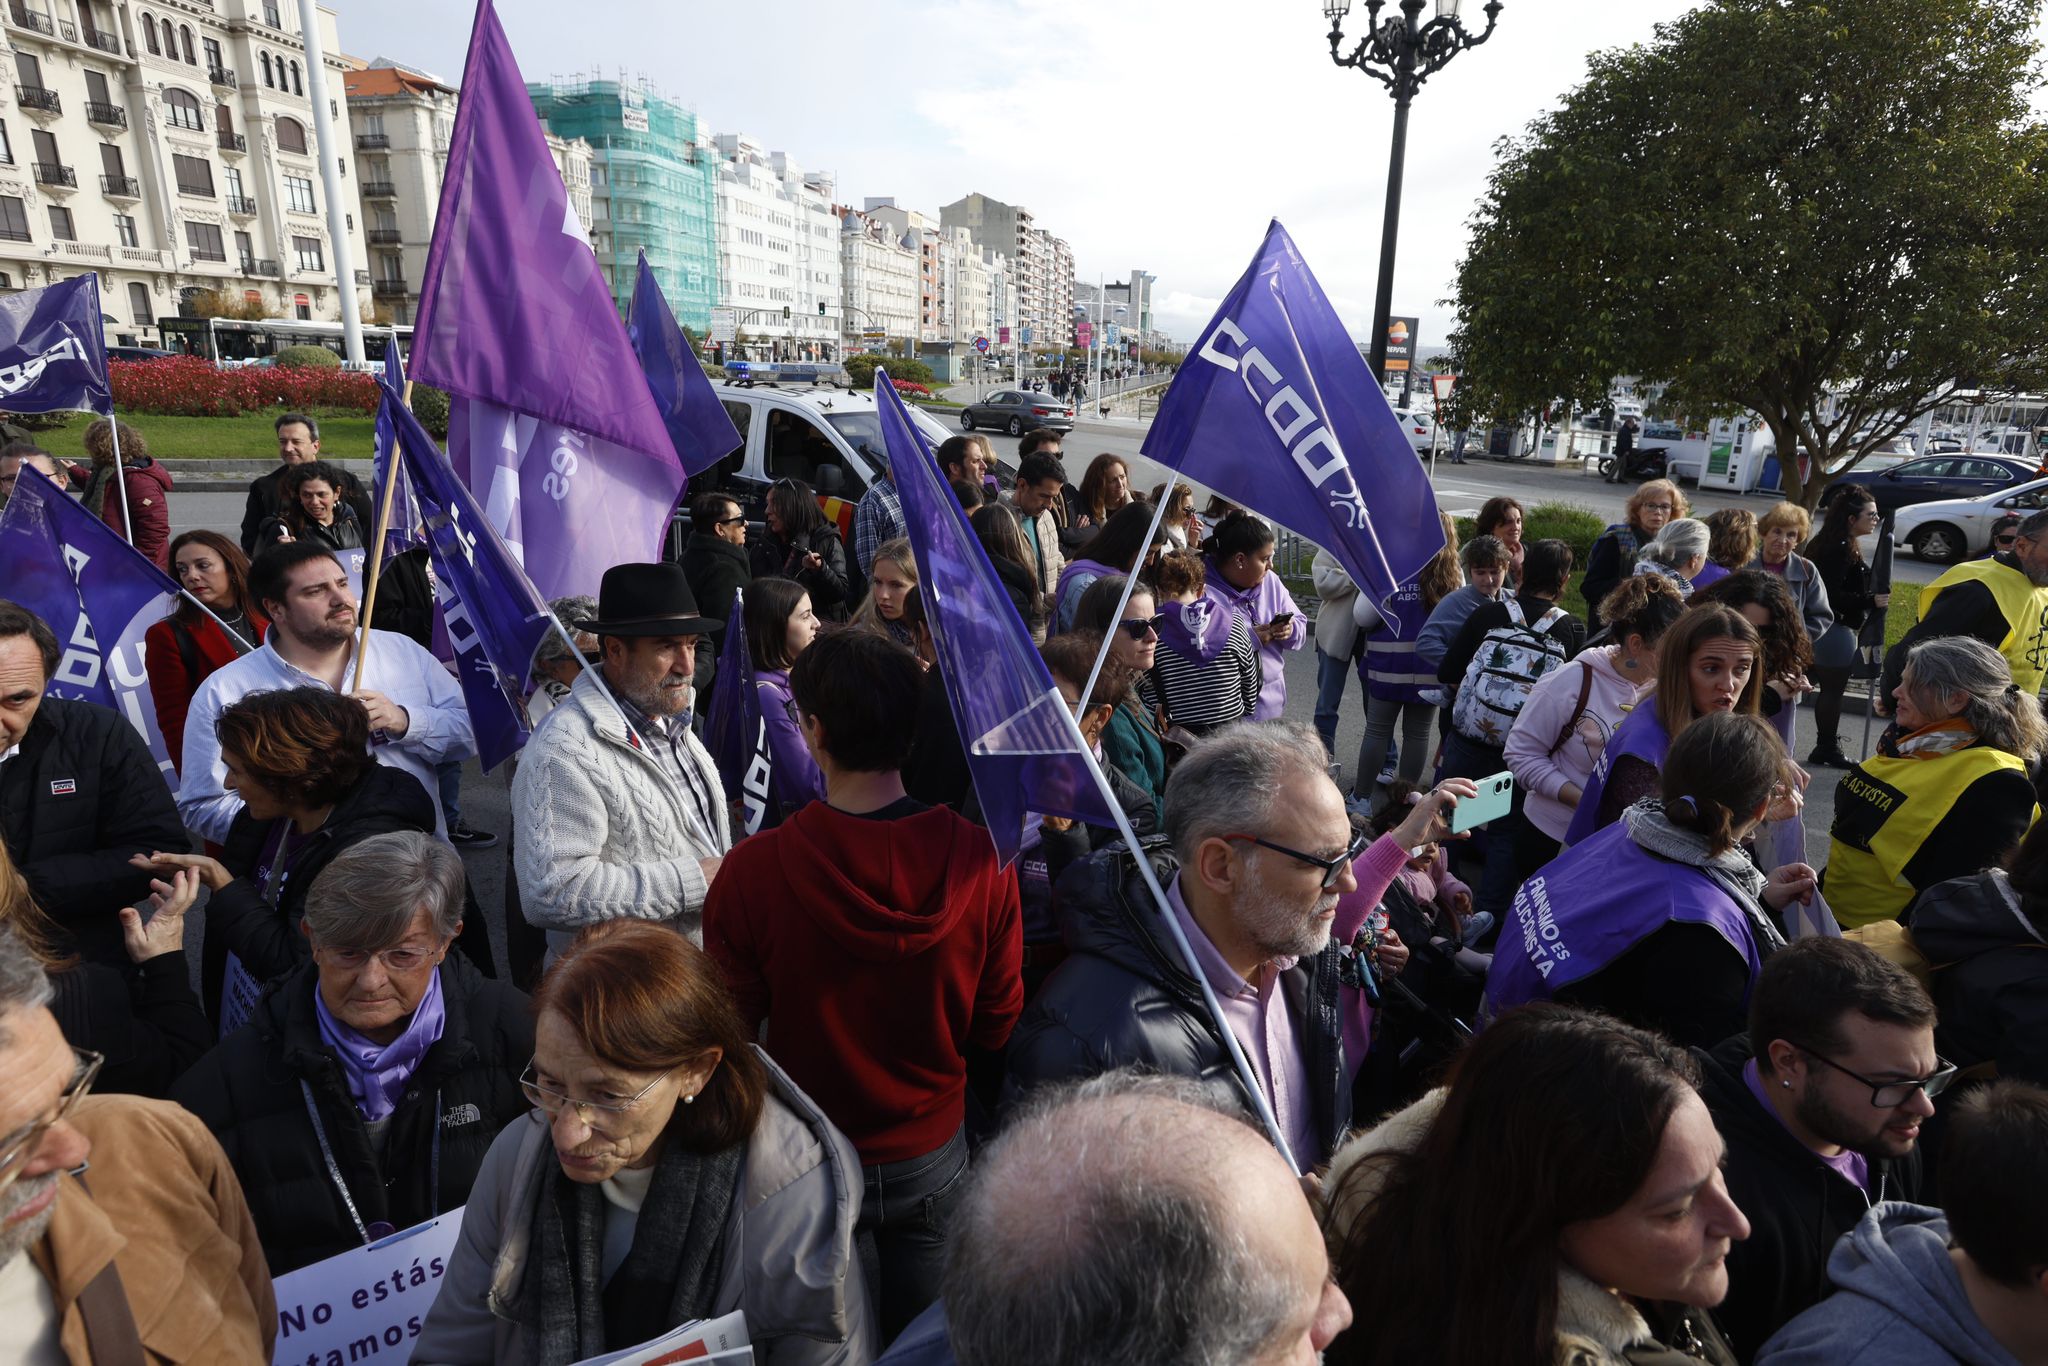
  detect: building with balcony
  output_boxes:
[837,204,916,355]
[940,191,1074,348]
[528,76,714,330]
[708,132,838,362]
[343,58,589,327]
[0,0,373,343]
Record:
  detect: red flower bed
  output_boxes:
[889,379,933,397]
[109,357,379,417]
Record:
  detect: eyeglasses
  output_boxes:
[520,1060,674,1125]
[1640,502,1675,513]
[1793,1045,1958,1109]
[715,514,748,528]
[1115,615,1163,641]
[0,1047,101,1200]
[316,941,446,974]
[1220,828,1372,890]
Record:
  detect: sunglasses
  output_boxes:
[1115,615,1164,641]
[1996,535,2018,548]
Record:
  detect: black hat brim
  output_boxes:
[573,615,722,637]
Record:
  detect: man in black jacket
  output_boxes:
[172,832,531,1274]
[1696,937,1943,1362]
[678,489,752,712]
[1004,721,1358,1169]
[0,601,186,966]
[238,412,373,554]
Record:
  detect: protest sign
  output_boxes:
[270,1210,465,1366]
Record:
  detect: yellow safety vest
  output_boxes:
[1826,746,2035,928]
[1915,559,2048,695]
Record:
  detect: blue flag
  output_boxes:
[703,587,769,826]
[1144,220,1444,615]
[875,371,1117,865]
[629,252,743,479]
[0,464,177,776]
[412,0,687,600]
[380,380,554,771]
[0,275,112,415]
[370,346,426,557]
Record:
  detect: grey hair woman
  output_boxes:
[169,831,536,1274]
[1634,518,1710,590]
[1824,635,2045,930]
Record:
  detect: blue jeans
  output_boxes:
[858,1126,970,1342]
[1437,729,1521,920]
[436,758,462,829]
[1313,647,1351,759]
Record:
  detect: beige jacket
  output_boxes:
[31,1095,274,1364]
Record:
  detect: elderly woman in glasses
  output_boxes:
[172,831,533,1274]
[416,919,874,1366]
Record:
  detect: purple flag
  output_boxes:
[382,381,554,771]
[0,275,112,416]
[703,588,768,823]
[875,371,1117,865]
[411,0,685,600]
[629,252,743,479]
[370,345,425,557]
[1144,220,1444,618]
[0,464,177,776]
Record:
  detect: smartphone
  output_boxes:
[1450,771,1515,834]
[1269,611,1295,628]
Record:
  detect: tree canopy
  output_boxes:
[1446,0,2048,505]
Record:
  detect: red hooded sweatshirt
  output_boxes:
[704,800,1023,1165]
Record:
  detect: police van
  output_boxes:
[679,380,976,550]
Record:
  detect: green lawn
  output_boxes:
[27,409,378,461]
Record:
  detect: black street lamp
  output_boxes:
[1326,0,1503,383]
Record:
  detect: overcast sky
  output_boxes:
[331,0,2047,348]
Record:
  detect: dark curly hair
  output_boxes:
[213,686,376,807]
[1689,569,1813,678]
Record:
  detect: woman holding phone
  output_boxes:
[1201,511,1305,721]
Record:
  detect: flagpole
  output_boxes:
[1076,484,1176,714]
[1041,682,1302,1176]
[103,412,135,545]
[355,379,413,692]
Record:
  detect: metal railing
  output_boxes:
[355,132,388,149]
[15,85,59,113]
[217,132,246,153]
[7,4,52,35]
[225,194,256,214]
[99,173,138,197]
[373,278,406,298]
[84,100,125,127]
[208,66,235,88]
[83,28,119,53]
[0,224,30,243]
[247,258,279,277]
[360,181,397,198]
[32,162,74,187]
[367,227,401,245]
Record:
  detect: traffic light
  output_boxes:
[818,301,826,316]
[782,305,791,320]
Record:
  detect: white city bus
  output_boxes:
[154,316,410,370]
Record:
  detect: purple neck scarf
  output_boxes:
[315,966,447,1122]
[1157,597,1230,665]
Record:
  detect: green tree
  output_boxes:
[1447,0,2048,507]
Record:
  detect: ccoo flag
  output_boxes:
[0,464,177,775]
[629,252,743,478]
[369,345,426,557]
[0,275,113,416]
[875,370,1117,865]
[703,587,769,830]
[1144,220,1443,615]
[381,379,555,771]
[411,0,686,600]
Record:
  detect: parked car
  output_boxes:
[1390,407,1437,455]
[668,382,977,553]
[106,345,176,363]
[1894,476,2048,563]
[1823,454,2034,516]
[958,388,1075,436]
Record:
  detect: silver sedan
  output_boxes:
[1894,475,2048,563]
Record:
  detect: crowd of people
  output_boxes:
[5,420,2048,1366]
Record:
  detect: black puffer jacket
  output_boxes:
[202,764,438,1022]
[1002,840,1350,1163]
[0,697,187,966]
[1694,1034,1922,1362]
[680,531,752,709]
[1913,869,2048,1087]
[172,951,534,1275]
[749,525,852,622]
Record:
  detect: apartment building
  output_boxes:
[837,202,916,353]
[343,60,590,327]
[940,190,1073,347]
[709,132,838,361]
[0,0,369,343]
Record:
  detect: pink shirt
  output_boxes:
[1167,873,1321,1166]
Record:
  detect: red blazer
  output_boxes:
[143,610,268,773]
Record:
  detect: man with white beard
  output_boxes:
[0,923,273,1361]
[1005,721,1393,1169]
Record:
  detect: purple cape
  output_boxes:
[1156,597,1230,665]
[1563,702,1670,846]
[1484,821,1767,1017]
[751,668,825,830]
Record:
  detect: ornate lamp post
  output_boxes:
[1325,0,1503,382]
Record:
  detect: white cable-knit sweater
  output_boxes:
[511,669,732,952]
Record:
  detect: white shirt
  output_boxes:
[177,627,476,842]
[0,1252,63,1365]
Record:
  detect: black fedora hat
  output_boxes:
[575,563,722,637]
